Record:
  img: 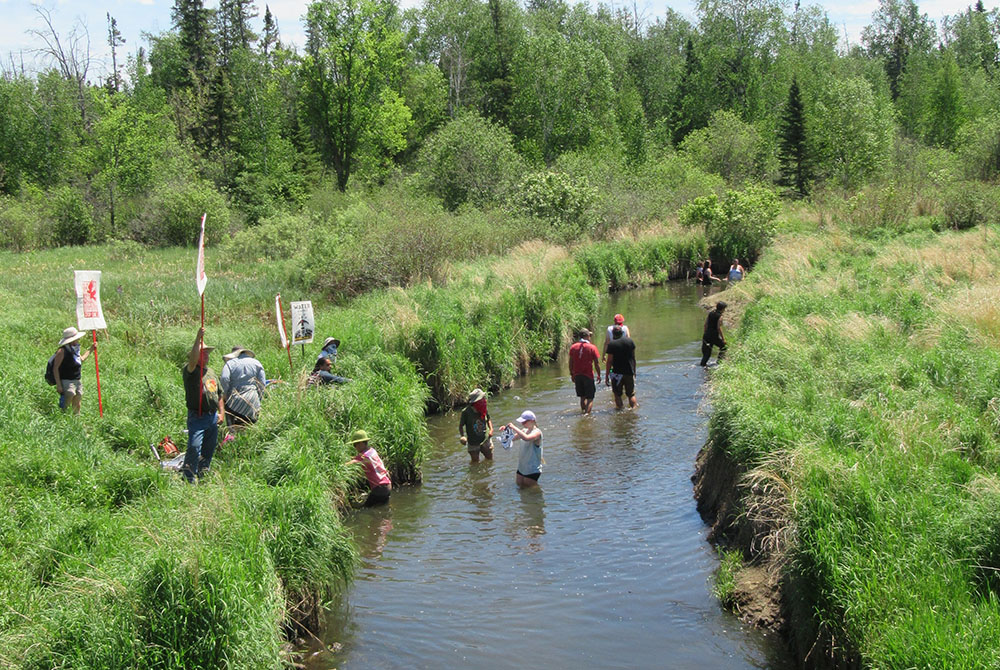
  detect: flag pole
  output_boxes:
[199,293,205,415]
[92,330,103,417]
[278,294,293,377]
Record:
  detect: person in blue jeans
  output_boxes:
[181,327,225,483]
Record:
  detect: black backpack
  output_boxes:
[45,353,58,385]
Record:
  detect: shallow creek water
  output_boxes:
[307,283,791,669]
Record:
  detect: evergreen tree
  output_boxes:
[777,76,811,196]
[670,36,703,145]
[261,6,279,59]
[171,0,215,89]
[106,13,126,94]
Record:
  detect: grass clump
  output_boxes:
[708,222,1000,666]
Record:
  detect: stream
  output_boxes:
[306,283,791,669]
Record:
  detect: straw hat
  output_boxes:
[322,337,341,349]
[467,388,486,403]
[223,346,255,361]
[350,429,370,444]
[58,327,87,347]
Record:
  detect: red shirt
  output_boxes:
[569,340,600,378]
[353,447,392,488]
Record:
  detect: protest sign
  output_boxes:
[75,271,106,331]
[291,301,315,345]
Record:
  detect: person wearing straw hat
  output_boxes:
[51,327,96,414]
[220,346,266,434]
[346,429,391,507]
[459,388,494,464]
[318,337,341,364]
[505,410,543,488]
[181,327,225,483]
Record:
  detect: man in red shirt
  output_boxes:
[568,328,601,414]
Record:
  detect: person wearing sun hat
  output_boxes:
[180,327,225,483]
[346,429,392,506]
[505,410,543,487]
[318,337,341,363]
[220,346,266,433]
[51,326,96,414]
[459,388,494,464]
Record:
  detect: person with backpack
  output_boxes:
[181,327,225,483]
[50,327,96,414]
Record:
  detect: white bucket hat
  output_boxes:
[58,327,87,347]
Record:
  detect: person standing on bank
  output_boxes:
[52,327,95,414]
[220,347,266,433]
[569,328,601,414]
[506,410,543,488]
[181,327,225,482]
[347,429,392,507]
[459,388,494,463]
[605,325,638,409]
[700,301,728,367]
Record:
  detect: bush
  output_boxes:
[680,110,773,184]
[510,171,598,241]
[943,181,999,230]
[417,111,525,210]
[956,116,1000,182]
[680,184,779,263]
[221,211,314,262]
[844,181,914,236]
[50,186,94,246]
[131,179,230,246]
[0,196,45,250]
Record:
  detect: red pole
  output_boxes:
[278,295,294,378]
[198,294,205,415]
[92,330,103,417]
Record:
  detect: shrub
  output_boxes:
[221,211,314,262]
[956,115,1000,182]
[943,181,999,230]
[417,111,524,210]
[131,179,230,246]
[0,197,45,250]
[510,171,598,241]
[680,110,773,184]
[50,186,94,246]
[844,181,914,236]
[680,185,779,263]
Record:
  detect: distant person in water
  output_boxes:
[459,388,494,463]
[605,325,637,409]
[701,259,722,294]
[569,328,601,414]
[506,410,543,488]
[602,313,631,362]
[727,259,745,283]
[695,261,704,283]
[347,429,391,507]
[700,301,728,367]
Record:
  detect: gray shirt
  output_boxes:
[220,355,266,420]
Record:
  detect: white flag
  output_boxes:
[291,301,315,345]
[195,213,208,296]
[275,295,288,349]
[75,270,107,330]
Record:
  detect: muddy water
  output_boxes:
[309,283,790,669]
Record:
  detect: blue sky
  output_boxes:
[0,0,992,78]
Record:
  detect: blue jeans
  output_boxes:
[183,411,218,482]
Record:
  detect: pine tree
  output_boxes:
[106,13,126,94]
[778,77,811,196]
[171,0,215,89]
[670,36,702,145]
[261,6,279,59]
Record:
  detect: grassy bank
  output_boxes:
[0,226,701,667]
[705,224,1000,667]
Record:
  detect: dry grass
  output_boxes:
[488,241,569,288]
[939,284,1000,348]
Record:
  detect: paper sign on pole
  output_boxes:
[291,301,315,345]
[75,271,107,330]
[195,213,208,296]
[275,294,288,349]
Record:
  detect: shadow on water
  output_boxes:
[306,282,792,670]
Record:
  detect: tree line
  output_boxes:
[0,0,997,248]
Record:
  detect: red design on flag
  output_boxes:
[84,280,99,318]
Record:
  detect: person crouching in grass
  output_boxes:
[347,430,392,507]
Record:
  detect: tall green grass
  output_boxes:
[0,223,700,666]
[708,224,1000,667]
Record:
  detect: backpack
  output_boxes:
[45,353,58,386]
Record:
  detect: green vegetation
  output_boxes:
[0,225,697,666]
[707,220,1000,666]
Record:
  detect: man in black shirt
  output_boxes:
[181,327,225,482]
[701,301,727,366]
[604,326,637,409]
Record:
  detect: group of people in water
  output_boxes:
[696,258,744,291]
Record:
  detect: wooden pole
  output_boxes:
[92,330,103,417]
[278,295,293,378]
[198,293,205,415]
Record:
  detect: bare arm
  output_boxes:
[53,347,64,392]
[605,352,614,384]
[79,342,95,363]
[186,327,205,372]
[507,423,541,441]
[217,394,225,424]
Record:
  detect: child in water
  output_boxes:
[347,429,392,506]
[506,410,543,488]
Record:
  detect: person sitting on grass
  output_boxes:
[346,430,392,507]
[220,347,265,437]
[309,356,351,386]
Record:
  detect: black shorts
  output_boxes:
[517,471,541,481]
[611,374,635,398]
[574,374,596,399]
[365,484,391,507]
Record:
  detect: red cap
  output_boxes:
[613,314,624,325]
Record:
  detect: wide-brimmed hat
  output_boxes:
[515,410,536,424]
[350,429,370,444]
[58,327,87,347]
[322,337,341,350]
[614,313,624,325]
[467,388,486,403]
[223,346,255,361]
